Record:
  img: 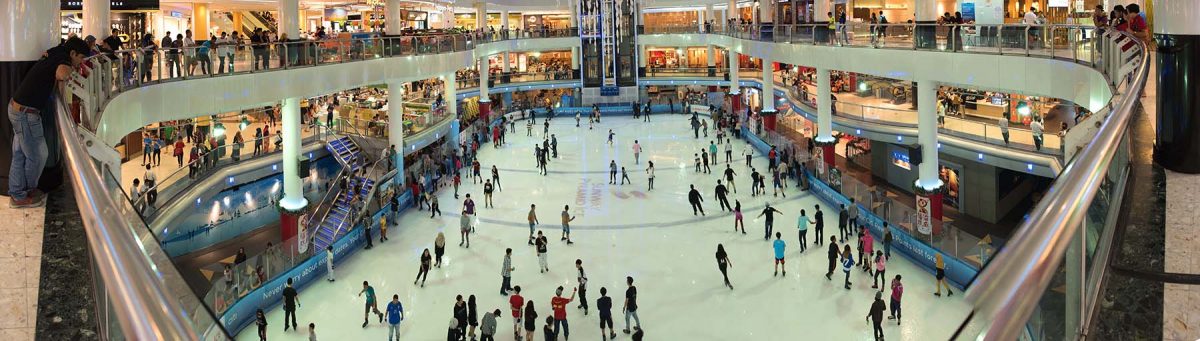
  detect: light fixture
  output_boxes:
[213,121,226,138]
[239,116,250,130]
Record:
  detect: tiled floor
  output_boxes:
[0,203,44,341]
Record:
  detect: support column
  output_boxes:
[697,7,705,32]
[478,57,492,122]
[0,0,60,196]
[385,0,403,34]
[83,0,111,38]
[639,44,648,77]
[814,0,830,41]
[279,97,308,241]
[761,59,776,131]
[192,3,210,40]
[913,0,938,49]
[278,0,300,38]
[728,51,742,119]
[501,10,509,32]
[232,12,243,33]
[728,0,738,25]
[569,0,580,78]
[475,2,487,30]
[707,44,716,77]
[444,72,458,117]
[388,82,406,186]
[914,79,943,235]
[1153,0,1200,172]
[814,68,836,173]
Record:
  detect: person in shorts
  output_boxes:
[358,281,383,327]
[772,232,787,276]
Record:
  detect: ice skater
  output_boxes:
[814,204,826,245]
[561,205,576,244]
[688,184,706,216]
[576,259,589,315]
[491,165,502,191]
[646,161,656,190]
[873,251,887,289]
[325,245,335,282]
[607,129,615,146]
[632,140,642,164]
[797,210,813,252]
[716,244,733,289]
[866,291,887,341]
[841,245,855,289]
[434,233,446,267]
[484,180,495,208]
[723,165,737,193]
[598,288,616,340]
[889,275,904,324]
[838,204,850,241]
[386,294,405,341]
[934,253,953,297]
[620,167,631,185]
[825,236,840,280]
[359,281,384,327]
[758,203,783,240]
[771,169,786,198]
[527,204,539,245]
[733,200,745,234]
[725,142,733,163]
[415,249,431,286]
[622,277,641,334]
[551,286,577,339]
[609,160,618,184]
[743,144,754,168]
[536,231,550,272]
[715,180,731,211]
[502,248,515,295]
[510,286,525,339]
[701,150,711,173]
[460,208,472,248]
[773,232,787,276]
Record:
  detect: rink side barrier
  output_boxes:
[742,126,976,290]
[218,189,414,334]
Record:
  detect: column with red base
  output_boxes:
[761,58,777,131]
[813,137,837,174]
[478,56,491,122]
[279,97,310,244]
[914,79,943,235]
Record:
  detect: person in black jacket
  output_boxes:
[467,295,479,339]
[688,184,705,216]
[825,237,840,280]
[597,287,616,340]
[866,291,887,340]
[453,295,468,340]
[838,204,850,241]
[523,301,538,341]
[758,204,783,240]
[814,204,825,245]
[715,180,732,211]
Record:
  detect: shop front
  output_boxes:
[522,14,570,30]
[60,0,157,42]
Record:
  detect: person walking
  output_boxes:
[733,200,745,234]
[797,210,814,252]
[481,309,500,341]
[866,291,887,341]
[838,204,849,241]
[282,278,300,331]
[597,287,616,340]
[536,231,550,273]
[622,277,641,334]
[873,250,887,289]
[758,204,783,240]
[576,259,589,315]
[359,281,384,327]
[715,180,732,212]
[501,248,515,295]
[814,204,826,245]
[841,245,855,289]
[934,253,953,296]
[883,225,893,260]
[999,114,1010,145]
[386,294,405,341]
[609,160,618,184]
[415,249,431,287]
[510,286,525,340]
[688,184,706,216]
[773,232,787,277]
[825,236,840,280]
[551,286,577,339]
[849,198,860,227]
[528,204,540,245]
[646,161,655,190]
[716,244,733,289]
[561,205,576,244]
[889,275,904,324]
[632,140,642,165]
[725,142,733,163]
[743,144,754,168]
[862,229,875,273]
[435,232,447,267]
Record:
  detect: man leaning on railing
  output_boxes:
[7,37,89,208]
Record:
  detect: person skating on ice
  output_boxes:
[385,294,405,341]
[608,160,618,184]
[607,129,615,146]
[510,286,525,339]
[724,165,737,193]
[749,168,761,196]
[468,295,480,340]
[709,141,718,166]
[359,281,384,327]
[632,140,642,165]
[693,153,701,173]
[527,204,540,245]
[873,250,887,289]
[688,184,706,216]
[773,232,787,276]
[551,286,577,339]
[620,167,631,185]
[434,232,446,267]
[561,205,576,244]
[841,245,855,289]
[325,245,336,282]
[482,309,500,341]
[597,287,617,340]
[453,295,468,338]
[889,275,904,324]
[523,301,539,341]
[502,248,515,295]
[622,276,641,334]
[536,231,550,272]
[725,141,733,163]
[866,291,887,341]
[460,208,473,248]
[862,227,875,273]
[825,236,840,280]
[551,134,558,158]
[576,259,589,315]
[646,161,656,190]
[491,165,502,191]
[429,194,442,218]
[415,248,431,287]
[715,180,732,211]
[743,144,754,168]
[758,203,783,240]
[732,200,746,233]
[797,210,814,252]
[483,180,495,209]
[576,112,581,127]
[814,204,826,245]
[716,244,734,289]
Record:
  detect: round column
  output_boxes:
[707,45,716,76]
[0,0,60,196]
[761,59,776,131]
[278,0,300,38]
[475,2,487,30]
[1154,0,1200,172]
[814,67,836,171]
[913,0,938,49]
[915,79,943,234]
[728,51,742,118]
[388,82,407,186]
[478,57,492,121]
[385,0,403,34]
[280,97,307,210]
[728,0,737,24]
[83,0,110,38]
[192,3,211,40]
[639,45,648,77]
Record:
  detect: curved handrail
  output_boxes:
[958,30,1149,340]
[52,92,206,338]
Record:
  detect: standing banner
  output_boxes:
[915,194,933,234]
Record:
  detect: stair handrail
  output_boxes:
[332,152,389,240]
[305,166,347,249]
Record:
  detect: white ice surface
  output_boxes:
[237,115,971,341]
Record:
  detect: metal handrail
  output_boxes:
[958,30,1149,340]
[52,91,204,338]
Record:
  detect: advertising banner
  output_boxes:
[916,194,933,234]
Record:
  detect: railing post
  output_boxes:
[1024,26,1031,56]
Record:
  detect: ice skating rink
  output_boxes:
[239,115,971,341]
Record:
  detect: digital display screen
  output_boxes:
[891,150,911,170]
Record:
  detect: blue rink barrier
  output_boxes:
[219,190,412,334]
[742,126,976,290]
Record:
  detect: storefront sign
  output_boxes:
[62,0,159,11]
[169,10,183,18]
[915,194,933,234]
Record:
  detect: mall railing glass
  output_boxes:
[64,25,1143,339]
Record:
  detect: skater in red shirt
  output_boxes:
[509,286,525,340]
[551,286,577,339]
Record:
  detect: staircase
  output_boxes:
[311,176,375,252]
[327,136,366,172]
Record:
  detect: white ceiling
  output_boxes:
[165,0,732,12]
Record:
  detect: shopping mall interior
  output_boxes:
[0,0,1193,340]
